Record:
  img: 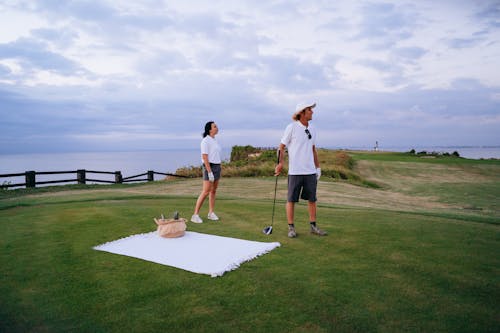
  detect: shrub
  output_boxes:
[223,161,279,177]
[230,145,260,162]
[257,149,279,162]
[174,165,202,178]
[174,146,378,188]
[334,151,355,170]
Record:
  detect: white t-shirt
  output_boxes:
[280,121,317,175]
[200,136,222,164]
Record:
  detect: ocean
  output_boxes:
[0,149,231,187]
[1,146,498,188]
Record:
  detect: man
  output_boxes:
[275,102,327,238]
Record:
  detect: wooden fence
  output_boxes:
[0,169,187,189]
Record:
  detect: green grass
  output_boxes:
[412,181,500,213]
[1,151,499,332]
[349,150,500,165]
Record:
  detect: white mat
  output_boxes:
[93,231,280,277]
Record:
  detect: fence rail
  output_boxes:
[0,169,187,189]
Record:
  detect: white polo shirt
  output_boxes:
[200,136,222,164]
[280,121,317,175]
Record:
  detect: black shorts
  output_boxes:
[287,174,317,202]
[203,163,221,181]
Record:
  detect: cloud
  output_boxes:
[355,2,419,48]
[31,28,79,47]
[0,0,499,153]
[392,46,427,60]
[475,2,500,29]
[26,0,116,21]
[0,38,82,74]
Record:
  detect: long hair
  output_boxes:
[293,112,302,121]
[203,121,215,138]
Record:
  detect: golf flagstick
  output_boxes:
[263,148,281,235]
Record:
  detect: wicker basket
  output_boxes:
[154,218,187,238]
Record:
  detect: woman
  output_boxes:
[191,121,222,223]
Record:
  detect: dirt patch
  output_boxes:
[316,182,453,211]
[0,173,479,215]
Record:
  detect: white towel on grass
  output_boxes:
[93,231,280,277]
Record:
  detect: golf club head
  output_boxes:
[263,226,273,235]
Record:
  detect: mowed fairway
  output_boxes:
[1,152,499,332]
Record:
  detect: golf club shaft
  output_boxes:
[271,174,278,226]
[270,148,281,227]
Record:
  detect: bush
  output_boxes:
[230,145,260,162]
[225,146,282,177]
[223,162,278,177]
[174,146,378,187]
[334,151,355,170]
[174,165,202,178]
[257,149,279,162]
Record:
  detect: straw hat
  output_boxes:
[293,102,316,120]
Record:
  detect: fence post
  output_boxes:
[147,170,154,182]
[26,171,36,188]
[77,169,86,184]
[115,171,123,184]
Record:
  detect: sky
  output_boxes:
[1,0,499,154]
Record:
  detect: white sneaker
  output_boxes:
[190,214,203,223]
[207,212,219,221]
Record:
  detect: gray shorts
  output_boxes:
[203,163,221,181]
[287,174,317,202]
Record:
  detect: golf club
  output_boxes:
[263,149,280,235]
